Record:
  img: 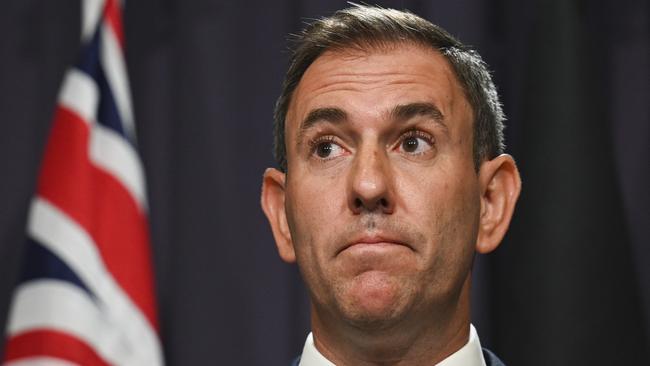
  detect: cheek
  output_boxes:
[285,173,349,304]
[435,178,479,243]
[399,164,480,258]
[285,173,346,259]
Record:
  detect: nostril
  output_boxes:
[380,198,388,207]
[354,198,363,208]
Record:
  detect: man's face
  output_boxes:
[283,44,481,328]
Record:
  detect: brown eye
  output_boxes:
[402,136,419,153]
[316,142,333,158]
[311,138,345,160]
[397,132,433,155]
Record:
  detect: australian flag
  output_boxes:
[2,0,163,365]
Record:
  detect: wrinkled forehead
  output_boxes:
[285,43,472,136]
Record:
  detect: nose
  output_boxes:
[347,146,395,214]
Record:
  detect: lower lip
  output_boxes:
[343,242,406,253]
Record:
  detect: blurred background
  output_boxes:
[0,0,648,365]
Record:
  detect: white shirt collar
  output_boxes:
[298,324,486,366]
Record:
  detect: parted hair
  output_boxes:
[274,4,505,172]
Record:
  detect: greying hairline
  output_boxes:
[273,6,505,173]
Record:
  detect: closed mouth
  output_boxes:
[337,234,411,255]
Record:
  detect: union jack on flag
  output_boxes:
[2,0,163,365]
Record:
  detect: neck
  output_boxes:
[311,276,472,366]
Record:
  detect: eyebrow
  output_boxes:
[296,102,446,144]
[389,102,445,127]
[297,107,348,144]
[301,107,347,130]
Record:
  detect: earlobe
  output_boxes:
[476,154,522,254]
[260,168,296,263]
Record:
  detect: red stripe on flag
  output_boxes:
[36,106,158,331]
[104,0,124,48]
[4,329,111,366]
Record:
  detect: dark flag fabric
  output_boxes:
[2,0,163,365]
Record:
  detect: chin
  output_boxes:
[336,271,413,330]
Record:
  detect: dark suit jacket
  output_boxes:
[290,348,506,365]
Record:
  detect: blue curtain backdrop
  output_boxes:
[0,0,647,365]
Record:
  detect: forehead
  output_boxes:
[286,44,471,134]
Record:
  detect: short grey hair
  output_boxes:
[274,5,505,172]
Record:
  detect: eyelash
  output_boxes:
[308,135,336,149]
[306,129,435,159]
[397,130,435,151]
[308,135,341,161]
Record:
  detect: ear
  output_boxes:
[475,154,522,254]
[261,168,296,263]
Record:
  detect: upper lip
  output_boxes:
[337,233,410,255]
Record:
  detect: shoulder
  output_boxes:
[483,348,506,366]
[290,356,300,366]
[291,350,505,366]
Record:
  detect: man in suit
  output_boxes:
[261,5,521,365]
